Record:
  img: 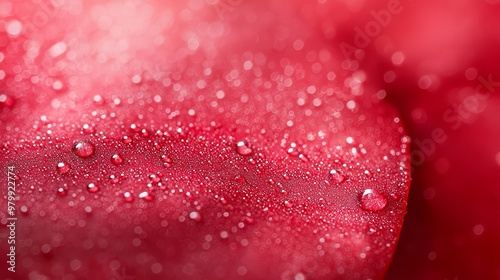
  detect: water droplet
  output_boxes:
[160,155,172,167]
[149,174,161,183]
[130,123,140,132]
[72,141,95,158]
[359,189,387,211]
[139,191,154,201]
[56,162,70,174]
[87,183,99,193]
[111,154,124,165]
[329,169,345,184]
[140,128,149,138]
[82,124,95,134]
[57,187,67,196]
[122,136,132,144]
[286,143,300,156]
[109,175,120,184]
[0,94,15,107]
[160,154,172,162]
[124,191,134,203]
[235,176,246,183]
[189,211,202,222]
[20,205,29,214]
[236,141,253,156]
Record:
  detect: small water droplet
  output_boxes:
[359,189,387,211]
[189,211,202,222]
[56,162,70,174]
[72,141,95,158]
[122,136,132,144]
[124,191,134,202]
[139,191,154,201]
[140,128,149,138]
[130,123,140,132]
[111,154,124,165]
[329,169,345,183]
[149,174,161,183]
[87,183,99,193]
[160,155,172,167]
[109,175,120,184]
[0,94,15,107]
[57,187,67,196]
[20,205,29,214]
[236,140,253,156]
[82,124,95,134]
[235,176,246,183]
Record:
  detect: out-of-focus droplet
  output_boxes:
[189,211,202,222]
[139,191,155,202]
[124,191,134,203]
[0,94,15,107]
[122,136,132,144]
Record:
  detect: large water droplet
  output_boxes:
[359,189,387,211]
[236,141,253,156]
[72,141,95,158]
[111,154,124,165]
[87,183,99,193]
[56,162,70,174]
[329,169,345,184]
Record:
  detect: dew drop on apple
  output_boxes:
[56,162,71,174]
[111,154,124,165]
[359,189,387,211]
[72,141,95,158]
[236,141,253,156]
[87,183,99,193]
[329,169,345,184]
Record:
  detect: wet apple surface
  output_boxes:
[0,1,411,279]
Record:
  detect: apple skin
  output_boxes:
[0,1,411,279]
